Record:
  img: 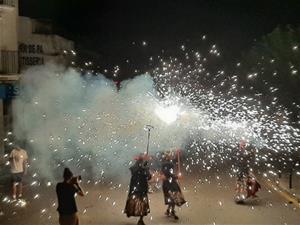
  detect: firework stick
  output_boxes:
[146,129,150,155]
[177,149,182,179]
[145,125,154,156]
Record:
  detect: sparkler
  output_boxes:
[176,149,182,178]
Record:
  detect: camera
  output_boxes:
[70,175,82,184]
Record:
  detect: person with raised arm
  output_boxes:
[161,151,186,220]
[124,154,152,225]
[56,168,85,225]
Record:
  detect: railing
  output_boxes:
[0,0,16,7]
[0,50,19,74]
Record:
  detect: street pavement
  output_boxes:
[0,170,300,225]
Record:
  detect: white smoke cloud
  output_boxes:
[12,64,199,181]
[11,63,300,182]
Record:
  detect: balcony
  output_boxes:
[0,0,16,7]
[0,50,19,74]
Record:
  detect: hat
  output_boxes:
[163,150,174,160]
[133,153,150,161]
[63,168,73,180]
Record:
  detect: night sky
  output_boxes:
[20,0,300,78]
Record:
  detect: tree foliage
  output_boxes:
[239,25,300,121]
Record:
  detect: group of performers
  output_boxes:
[123,141,262,225]
[124,151,186,225]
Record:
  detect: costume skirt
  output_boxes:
[163,179,186,206]
[124,194,150,217]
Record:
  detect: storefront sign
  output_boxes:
[19,43,45,66]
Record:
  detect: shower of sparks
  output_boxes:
[1,36,299,223]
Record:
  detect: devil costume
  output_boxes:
[161,160,186,207]
[124,159,151,218]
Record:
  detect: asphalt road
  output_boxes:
[0,170,300,225]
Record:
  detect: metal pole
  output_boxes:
[177,149,181,175]
[289,166,293,189]
[145,125,154,155]
[146,128,150,155]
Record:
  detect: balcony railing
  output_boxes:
[0,0,16,7]
[0,50,19,74]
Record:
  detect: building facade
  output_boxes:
[0,0,74,157]
[18,16,74,70]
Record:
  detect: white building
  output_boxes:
[0,0,19,77]
[18,16,75,70]
[0,0,75,157]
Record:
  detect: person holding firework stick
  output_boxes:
[124,125,153,225]
[124,154,152,225]
[161,150,186,220]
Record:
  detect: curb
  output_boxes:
[264,178,300,208]
[276,182,300,203]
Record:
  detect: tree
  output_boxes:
[238,25,300,122]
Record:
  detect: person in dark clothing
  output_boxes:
[124,156,152,225]
[56,168,85,225]
[161,152,186,220]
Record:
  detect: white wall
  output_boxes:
[18,16,75,70]
[0,2,19,157]
[0,3,18,51]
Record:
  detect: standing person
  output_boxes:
[9,145,28,200]
[161,151,186,220]
[236,140,249,180]
[124,155,152,225]
[56,168,85,225]
[234,140,256,203]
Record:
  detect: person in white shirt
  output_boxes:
[9,146,28,200]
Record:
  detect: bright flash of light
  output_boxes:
[155,105,181,124]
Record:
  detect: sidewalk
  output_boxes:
[270,173,300,204]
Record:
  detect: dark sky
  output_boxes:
[20,0,300,77]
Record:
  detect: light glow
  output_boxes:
[155,105,181,124]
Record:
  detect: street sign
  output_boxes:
[0,84,20,99]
